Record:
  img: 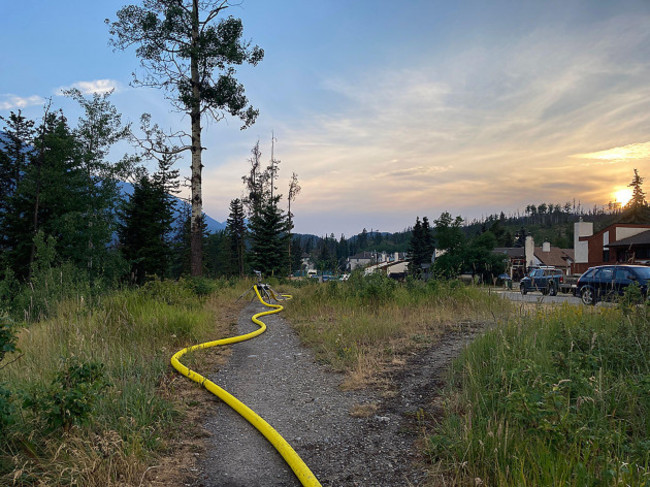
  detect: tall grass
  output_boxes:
[429,303,650,486]
[283,274,508,385]
[0,278,246,486]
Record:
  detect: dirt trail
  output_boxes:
[194,301,481,487]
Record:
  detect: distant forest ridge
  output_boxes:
[291,201,631,255]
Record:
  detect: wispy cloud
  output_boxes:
[0,94,45,111]
[573,142,650,162]
[57,79,121,95]
[264,10,650,231]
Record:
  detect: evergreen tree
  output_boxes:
[225,198,247,277]
[248,197,289,276]
[408,217,424,275]
[627,168,647,210]
[2,110,87,279]
[118,172,175,283]
[620,169,650,224]
[108,0,264,276]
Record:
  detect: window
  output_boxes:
[615,268,634,281]
[595,267,614,281]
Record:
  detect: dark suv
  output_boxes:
[520,267,564,296]
[576,264,650,305]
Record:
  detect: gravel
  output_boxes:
[194,300,481,487]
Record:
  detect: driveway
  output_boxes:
[488,288,582,305]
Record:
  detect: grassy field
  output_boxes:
[4,273,648,486]
[0,278,249,486]
[428,302,650,486]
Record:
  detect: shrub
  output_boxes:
[24,358,111,433]
[0,317,18,364]
[184,276,217,297]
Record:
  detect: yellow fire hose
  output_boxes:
[170,285,322,487]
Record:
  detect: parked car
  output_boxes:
[519,267,565,296]
[575,264,650,305]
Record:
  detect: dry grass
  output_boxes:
[1,279,251,486]
[349,402,379,418]
[282,277,510,390]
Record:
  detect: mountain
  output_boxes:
[117,181,226,233]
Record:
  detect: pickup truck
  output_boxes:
[519,268,577,296]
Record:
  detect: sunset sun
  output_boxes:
[614,188,633,207]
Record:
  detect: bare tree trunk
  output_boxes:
[190,0,203,277]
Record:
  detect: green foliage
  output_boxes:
[185,276,218,298]
[248,196,290,276]
[0,318,18,363]
[24,358,111,432]
[431,306,650,486]
[618,281,644,314]
[0,280,222,482]
[408,216,434,276]
[118,173,176,283]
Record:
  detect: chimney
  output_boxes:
[525,235,535,268]
[542,241,551,252]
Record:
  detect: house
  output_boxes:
[532,242,574,275]
[494,237,574,278]
[571,220,650,274]
[363,259,409,280]
[348,251,376,270]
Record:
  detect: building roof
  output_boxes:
[349,251,375,260]
[534,247,573,268]
[493,247,525,258]
[608,229,650,247]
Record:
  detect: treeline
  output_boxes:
[408,213,506,282]
[0,96,298,321]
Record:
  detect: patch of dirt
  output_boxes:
[181,302,485,487]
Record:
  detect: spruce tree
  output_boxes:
[409,216,434,276]
[248,196,289,276]
[118,172,175,283]
[225,198,246,277]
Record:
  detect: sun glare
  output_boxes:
[614,188,633,206]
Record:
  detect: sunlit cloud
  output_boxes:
[57,79,121,95]
[0,94,45,111]
[572,141,650,161]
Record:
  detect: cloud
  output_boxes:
[0,94,45,110]
[57,79,121,95]
[572,141,650,162]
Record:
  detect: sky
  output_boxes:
[2,0,650,236]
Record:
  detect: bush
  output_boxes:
[24,358,111,433]
[0,317,18,364]
[184,276,217,297]
[0,385,14,436]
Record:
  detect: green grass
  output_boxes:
[429,303,650,486]
[0,278,246,486]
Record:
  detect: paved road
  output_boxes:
[488,288,582,305]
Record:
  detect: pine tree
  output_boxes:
[2,110,87,279]
[118,171,176,283]
[248,196,289,276]
[108,0,264,276]
[620,169,650,224]
[225,198,247,277]
[408,217,424,275]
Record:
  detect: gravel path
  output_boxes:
[195,301,481,487]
